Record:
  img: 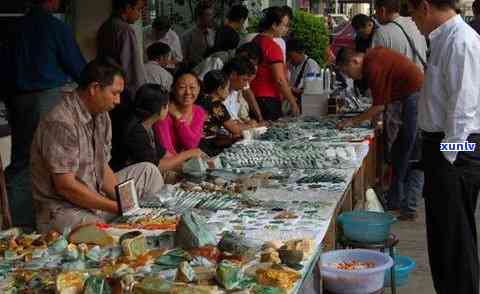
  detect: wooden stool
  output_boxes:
[338,234,399,294]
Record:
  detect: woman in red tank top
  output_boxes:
[251,7,300,121]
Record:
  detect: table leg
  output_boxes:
[389,246,396,294]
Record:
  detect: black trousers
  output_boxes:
[422,132,480,294]
[257,97,282,121]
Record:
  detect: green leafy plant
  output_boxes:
[246,16,260,33]
[290,11,329,66]
[246,10,330,66]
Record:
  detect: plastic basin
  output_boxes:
[384,255,416,287]
[338,211,396,243]
[321,249,394,294]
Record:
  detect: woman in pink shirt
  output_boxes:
[154,70,206,154]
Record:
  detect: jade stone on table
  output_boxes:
[154,248,191,270]
[175,212,216,250]
[252,284,286,294]
[112,264,135,278]
[83,276,112,294]
[4,250,20,261]
[61,259,86,271]
[24,259,47,270]
[175,261,196,283]
[32,248,47,259]
[120,231,147,258]
[218,232,257,259]
[48,236,68,254]
[173,285,220,294]
[63,244,79,261]
[183,157,209,176]
[133,277,173,294]
[278,249,304,269]
[216,260,243,290]
[86,246,106,262]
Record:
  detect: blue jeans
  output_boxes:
[386,93,424,216]
[5,88,63,228]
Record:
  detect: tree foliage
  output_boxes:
[290,11,329,66]
[247,10,330,66]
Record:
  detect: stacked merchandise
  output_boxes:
[0,117,374,293]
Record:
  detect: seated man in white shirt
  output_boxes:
[222,57,257,125]
[152,17,183,65]
[286,38,321,97]
[144,42,173,92]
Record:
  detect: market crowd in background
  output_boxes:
[2,0,480,293]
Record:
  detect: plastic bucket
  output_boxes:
[321,249,394,294]
[384,255,416,287]
[338,211,396,243]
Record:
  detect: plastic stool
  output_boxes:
[338,233,399,294]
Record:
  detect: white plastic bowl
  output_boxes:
[321,249,394,294]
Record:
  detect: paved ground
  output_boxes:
[384,201,434,294]
[384,200,480,294]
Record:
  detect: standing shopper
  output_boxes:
[373,0,427,68]
[286,39,321,97]
[469,0,480,34]
[350,14,378,95]
[97,0,146,101]
[7,0,86,229]
[336,47,423,223]
[97,0,146,174]
[351,14,378,52]
[408,0,480,292]
[372,0,427,220]
[223,4,249,32]
[181,3,216,68]
[152,17,183,65]
[251,7,300,121]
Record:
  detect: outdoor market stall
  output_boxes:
[0,116,379,294]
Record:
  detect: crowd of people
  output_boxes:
[342,0,480,293]
[4,0,322,233]
[3,0,480,293]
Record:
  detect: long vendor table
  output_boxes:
[0,117,379,293]
[200,118,377,293]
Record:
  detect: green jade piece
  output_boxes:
[174,212,216,250]
[83,276,112,294]
[216,260,243,290]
